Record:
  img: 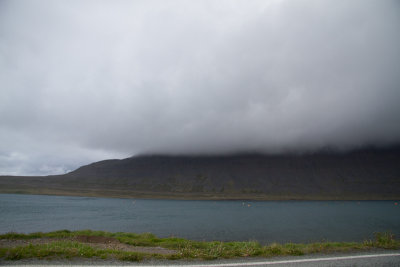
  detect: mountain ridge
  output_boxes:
[1,146,399,200]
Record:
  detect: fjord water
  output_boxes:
[0,194,399,244]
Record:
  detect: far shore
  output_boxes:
[0,187,399,201]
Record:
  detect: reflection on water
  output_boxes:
[0,194,399,244]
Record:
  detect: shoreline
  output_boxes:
[1,189,399,201]
[1,230,399,262]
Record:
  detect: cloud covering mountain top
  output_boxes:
[1,0,399,175]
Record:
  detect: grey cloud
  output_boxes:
[1,0,399,175]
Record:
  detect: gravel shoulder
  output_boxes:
[1,250,399,266]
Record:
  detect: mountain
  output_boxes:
[1,146,400,200]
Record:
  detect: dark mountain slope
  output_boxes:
[1,147,399,200]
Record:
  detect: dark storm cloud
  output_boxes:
[1,0,399,174]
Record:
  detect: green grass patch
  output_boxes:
[0,241,148,261]
[0,230,399,261]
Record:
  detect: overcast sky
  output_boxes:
[1,0,399,175]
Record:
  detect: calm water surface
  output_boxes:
[0,194,399,244]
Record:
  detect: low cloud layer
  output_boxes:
[1,0,400,175]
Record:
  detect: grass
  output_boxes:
[0,230,399,261]
[0,241,147,261]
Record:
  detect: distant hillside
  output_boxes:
[1,147,400,200]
